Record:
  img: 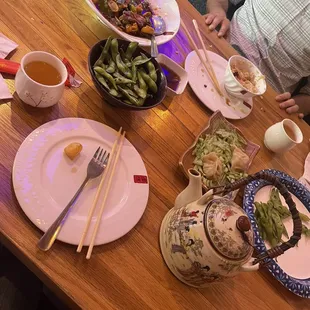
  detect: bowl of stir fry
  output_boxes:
[88,38,167,110]
[86,0,180,46]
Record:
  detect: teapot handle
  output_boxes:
[211,171,302,265]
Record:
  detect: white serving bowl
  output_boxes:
[224,55,266,100]
[156,53,188,97]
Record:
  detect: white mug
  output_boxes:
[264,119,303,153]
[15,51,67,108]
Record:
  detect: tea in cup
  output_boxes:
[15,51,67,108]
[264,119,303,153]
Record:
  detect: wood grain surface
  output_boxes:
[0,1,310,309]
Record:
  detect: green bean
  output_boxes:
[131,63,137,83]
[120,48,132,68]
[118,86,139,105]
[133,55,143,63]
[94,36,112,66]
[109,88,121,97]
[137,71,147,91]
[282,224,289,239]
[110,38,119,62]
[271,209,283,243]
[133,58,151,66]
[141,53,157,82]
[133,85,147,99]
[138,69,157,93]
[124,99,133,105]
[125,42,138,59]
[123,87,138,98]
[113,72,135,84]
[94,66,117,90]
[116,54,132,79]
[95,71,110,90]
[300,213,310,222]
[106,58,116,74]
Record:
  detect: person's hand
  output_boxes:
[275,92,304,118]
[204,10,230,37]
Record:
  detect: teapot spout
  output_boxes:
[174,169,202,209]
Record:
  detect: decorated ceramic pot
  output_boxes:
[159,169,302,288]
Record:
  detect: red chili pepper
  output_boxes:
[0,58,20,75]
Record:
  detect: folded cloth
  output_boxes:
[0,33,18,59]
[0,74,13,99]
[299,152,310,190]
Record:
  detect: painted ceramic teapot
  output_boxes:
[159,169,302,288]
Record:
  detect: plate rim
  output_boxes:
[85,0,180,47]
[12,117,150,246]
[184,49,253,120]
[243,169,310,298]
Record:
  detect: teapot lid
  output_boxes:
[204,198,253,261]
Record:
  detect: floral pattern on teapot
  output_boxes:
[160,200,247,288]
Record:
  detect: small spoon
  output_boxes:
[150,16,166,57]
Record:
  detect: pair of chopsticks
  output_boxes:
[77,127,126,259]
[180,19,223,97]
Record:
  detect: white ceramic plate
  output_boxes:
[243,169,310,298]
[12,118,149,246]
[185,50,253,120]
[85,0,180,47]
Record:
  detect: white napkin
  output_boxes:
[0,33,18,59]
[299,152,310,190]
[0,75,12,99]
[0,33,18,100]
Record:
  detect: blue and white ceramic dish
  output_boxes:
[243,169,310,298]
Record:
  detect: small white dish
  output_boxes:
[185,49,253,120]
[12,118,149,246]
[157,53,188,96]
[15,51,67,108]
[224,55,266,100]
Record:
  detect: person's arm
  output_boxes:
[205,0,230,37]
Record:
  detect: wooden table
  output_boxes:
[1,1,309,309]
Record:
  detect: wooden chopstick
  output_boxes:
[86,130,126,259]
[76,128,122,253]
[192,19,223,97]
[180,19,223,97]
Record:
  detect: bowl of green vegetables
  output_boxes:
[88,37,167,110]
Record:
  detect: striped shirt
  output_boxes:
[229,0,310,96]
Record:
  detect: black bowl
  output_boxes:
[88,39,167,110]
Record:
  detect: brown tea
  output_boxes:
[160,64,180,91]
[284,123,297,141]
[24,61,61,85]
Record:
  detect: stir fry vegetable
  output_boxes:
[93,37,158,106]
[192,128,248,188]
[93,0,155,37]
[255,188,310,247]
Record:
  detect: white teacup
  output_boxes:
[15,51,67,108]
[264,119,303,153]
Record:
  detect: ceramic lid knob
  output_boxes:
[236,216,251,232]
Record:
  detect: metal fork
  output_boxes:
[37,147,110,251]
